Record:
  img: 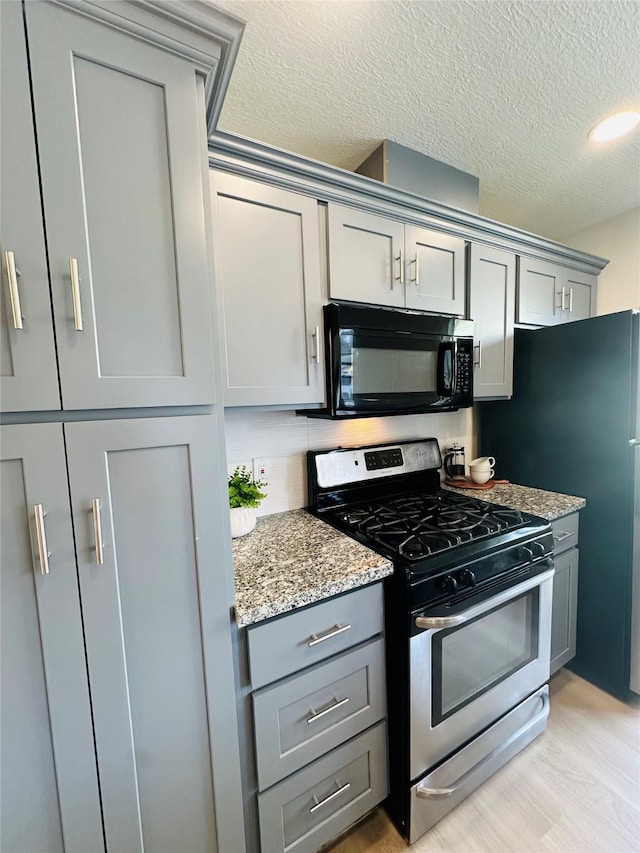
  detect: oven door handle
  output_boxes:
[415,689,550,799]
[415,566,554,631]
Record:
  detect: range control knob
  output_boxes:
[460,569,476,588]
[440,575,459,595]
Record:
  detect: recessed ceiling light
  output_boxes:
[589,111,640,143]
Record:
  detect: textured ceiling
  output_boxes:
[215,0,640,239]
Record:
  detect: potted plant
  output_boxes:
[228,465,267,538]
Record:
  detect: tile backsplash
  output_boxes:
[224,407,475,517]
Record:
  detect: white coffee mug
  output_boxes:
[469,456,495,469]
[470,468,494,484]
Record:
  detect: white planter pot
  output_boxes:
[230,506,257,538]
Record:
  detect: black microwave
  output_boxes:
[313,302,474,419]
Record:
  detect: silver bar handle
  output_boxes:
[557,286,566,311]
[411,253,420,285]
[415,566,554,631]
[416,690,549,799]
[568,287,574,312]
[309,780,351,814]
[307,623,351,647]
[33,504,51,575]
[92,498,104,565]
[4,251,23,330]
[307,696,349,725]
[312,325,320,364]
[69,258,83,331]
[553,531,574,544]
[393,249,404,289]
[473,340,482,368]
[629,439,640,447]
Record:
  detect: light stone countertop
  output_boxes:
[232,509,393,628]
[443,482,585,521]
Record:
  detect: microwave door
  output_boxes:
[337,329,449,414]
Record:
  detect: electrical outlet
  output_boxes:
[253,457,270,484]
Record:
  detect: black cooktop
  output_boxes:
[326,490,528,562]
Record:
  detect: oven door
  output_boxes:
[409,566,553,779]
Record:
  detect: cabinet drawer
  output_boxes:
[258,721,388,853]
[247,583,384,689]
[551,513,579,555]
[254,638,386,789]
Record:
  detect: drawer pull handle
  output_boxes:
[307,696,350,725]
[309,780,351,814]
[308,623,351,647]
[553,531,574,543]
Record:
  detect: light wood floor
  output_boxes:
[328,671,640,853]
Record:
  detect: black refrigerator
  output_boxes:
[478,310,639,700]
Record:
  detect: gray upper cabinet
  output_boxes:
[64,414,241,853]
[211,172,324,406]
[517,257,596,327]
[22,1,218,410]
[562,269,596,321]
[469,244,516,399]
[327,204,465,315]
[517,257,563,326]
[327,205,405,307]
[0,2,60,413]
[1,423,103,853]
[404,225,466,314]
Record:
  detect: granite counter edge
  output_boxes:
[235,562,393,628]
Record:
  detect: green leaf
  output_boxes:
[228,465,268,509]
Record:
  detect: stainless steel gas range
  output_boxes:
[307,438,554,843]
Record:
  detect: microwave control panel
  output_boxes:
[456,341,473,396]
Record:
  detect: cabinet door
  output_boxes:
[0,2,60,413]
[563,269,596,322]
[327,204,405,307]
[1,424,103,853]
[25,2,215,410]
[469,244,516,399]
[65,415,240,853]
[212,173,324,406]
[550,548,579,675]
[405,226,466,315]
[516,257,563,326]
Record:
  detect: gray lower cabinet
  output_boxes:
[550,513,580,674]
[0,1,60,413]
[210,172,324,406]
[327,203,465,315]
[258,722,388,853]
[247,584,388,853]
[1,423,103,852]
[468,243,516,399]
[1,415,243,853]
[517,257,596,327]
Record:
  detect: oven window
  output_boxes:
[432,590,539,725]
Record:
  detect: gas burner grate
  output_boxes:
[328,490,526,561]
